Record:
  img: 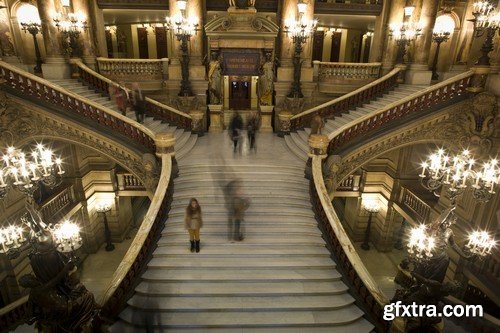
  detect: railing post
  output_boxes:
[154,132,178,178]
[467,66,491,93]
[395,64,407,84]
[306,134,329,179]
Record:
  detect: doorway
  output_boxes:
[229,79,251,109]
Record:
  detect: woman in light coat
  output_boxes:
[185,198,203,253]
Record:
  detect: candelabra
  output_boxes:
[165,0,199,97]
[469,1,500,66]
[431,14,455,80]
[96,202,114,251]
[53,3,88,58]
[0,145,64,199]
[360,199,381,251]
[419,148,498,204]
[388,2,422,64]
[17,4,42,73]
[284,0,317,98]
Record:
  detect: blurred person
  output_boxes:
[310,113,324,135]
[184,198,203,253]
[226,183,250,241]
[110,83,128,116]
[229,112,243,153]
[247,111,259,150]
[131,82,145,123]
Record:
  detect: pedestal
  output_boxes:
[405,64,432,85]
[189,110,205,135]
[277,111,292,136]
[42,56,71,79]
[259,105,274,132]
[208,104,223,133]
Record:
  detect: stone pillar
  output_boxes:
[208,104,223,132]
[88,0,107,58]
[301,0,316,68]
[278,0,296,69]
[369,0,391,63]
[72,0,98,69]
[380,0,406,74]
[0,5,27,70]
[187,0,204,66]
[405,0,439,84]
[259,105,274,132]
[37,0,70,79]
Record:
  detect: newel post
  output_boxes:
[306,134,329,179]
[154,132,178,178]
[277,111,292,136]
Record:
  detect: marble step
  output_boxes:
[172,179,310,191]
[179,163,306,173]
[156,235,325,246]
[141,267,342,282]
[164,216,319,225]
[161,229,322,238]
[134,280,347,297]
[168,206,315,216]
[176,134,198,160]
[284,135,308,162]
[118,306,366,328]
[152,244,328,256]
[111,319,374,333]
[127,294,355,311]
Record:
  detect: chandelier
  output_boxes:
[469,1,500,65]
[419,148,498,203]
[0,144,65,199]
[53,12,88,35]
[284,17,318,44]
[165,0,199,40]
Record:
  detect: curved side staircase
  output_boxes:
[50,79,197,160]
[110,133,374,332]
[285,84,428,161]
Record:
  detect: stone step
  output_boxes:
[173,179,310,191]
[152,244,328,256]
[127,294,355,311]
[178,163,306,173]
[284,135,308,162]
[134,280,347,297]
[168,206,315,217]
[141,267,342,282]
[164,216,319,225]
[161,229,322,238]
[170,197,311,208]
[156,234,325,246]
[111,319,374,333]
[118,306,366,328]
[176,134,198,160]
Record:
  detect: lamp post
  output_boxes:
[388,2,422,64]
[17,4,42,73]
[469,1,500,66]
[430,14,454,80]
[284,0,317,98]
[96,202,114,251]
[361,199,380,251]
[166,0,199,97]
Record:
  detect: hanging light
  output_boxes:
[297,0,307,16]
[466,230,496,256]
[407,224,436,261]
[51,220,82,253]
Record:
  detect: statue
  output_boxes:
[258,51,274,106]
[208,51,222,105]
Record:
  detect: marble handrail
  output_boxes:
[290,68,400,131]
[328,70,474,153]
[76,61,192,130]
[99,154,172,319]
[311,156,389,331]
[0,60,156,153]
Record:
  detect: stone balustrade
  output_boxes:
[117,172,145,190]
[96,57,169,82]
[38,185,76,222]
[314,61,381,82]
[399,187,431,223]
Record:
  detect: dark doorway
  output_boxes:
[312,31,324,61]
[229,79,251,109]
[155,26,168,59]
[362,35,372,62]
[137,27,149,59]
[330,31,342,62]
[105,30,113,58]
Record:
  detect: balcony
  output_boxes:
[97,0,168,10]
[315,0,383,16]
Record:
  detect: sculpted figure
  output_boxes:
[258,51,274,106]
[208,51,222,104]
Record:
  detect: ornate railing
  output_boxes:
[290,68,400,131]
[0,61,155,154]
[310,156,389,332]
[38,184,76,222]
[99,155,173,320]
[399,187,431,223]
[328,70,474,154]
[336,174,361,191]
[314,61,381,82]
[315,0,383,15]
[96,57,168,81]
[117,172,144,190]
[97,0,168,9]
[76,61,192,130]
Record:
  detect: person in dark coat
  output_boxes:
[131,82,145,124]
[229,112,243,153]
[247,111,259,150]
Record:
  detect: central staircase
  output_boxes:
[110,133,374,332]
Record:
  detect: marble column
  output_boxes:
[88,0,108,59]
[406,0,439,84]
[301,0,316,68]
[187,0,204,66]
[72,0,97,69]
[380,0,406,74]
[278,0,296,69]
[369,0,390,63]
[36,0,70,79]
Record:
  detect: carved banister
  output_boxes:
[290,67,401,131]
[310,156,388,331]
[117,172,145,190]
[318,62,382,81]
[398,187,431,223]
[38,184,76,222]
[99,154,173,320]
[328,70,475,155]
[76,61,192,131]
[96,57,169,81]
[0,60,156,154]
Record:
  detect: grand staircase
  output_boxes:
[285,84,428,161]
[110,133,374,332]
[50,79,197,160]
